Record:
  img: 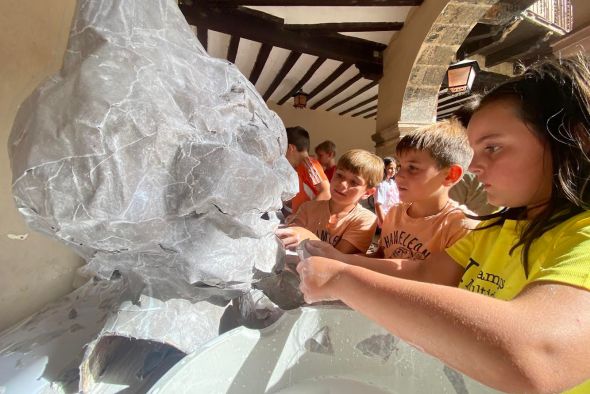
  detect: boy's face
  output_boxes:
[394,149,449,203]
[315,149,334,168]
[330,168,371,206]
[286,144,303,168]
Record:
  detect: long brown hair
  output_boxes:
[468,56,590,275]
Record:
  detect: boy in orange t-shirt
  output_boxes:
[277,149,383,254]
[283,126,330,216]
[315,140,337,181]
[377,118,476,261]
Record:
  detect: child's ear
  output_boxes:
[361,187,376,199]
[443,165,464,186]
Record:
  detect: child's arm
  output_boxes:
[333,239,362,254]
[314,179,331,201]
[305,240,463,286]
[297,257,590,393]
[275,226,319,250]
[374,203,385,225]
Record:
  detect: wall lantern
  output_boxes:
[446,60,480,94]
[292,89,309,109]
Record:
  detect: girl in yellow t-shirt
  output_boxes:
[296,56,590,393]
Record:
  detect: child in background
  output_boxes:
[374,156,400,227]
[315,140,337,181]
[298,56,590,393]
[276,149,382,254]
[283,126,330,216]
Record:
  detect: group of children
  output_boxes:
[278,56,590,393]
[279,117,474,264]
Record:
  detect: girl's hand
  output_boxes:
[296,256,346,303]
[305,240,345,261]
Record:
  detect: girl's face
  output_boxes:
[467,99,553,213]
[385,163,396,179]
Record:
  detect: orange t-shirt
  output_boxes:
[287,199,377,253]
[379,201,475,260]
[290,157,328,214]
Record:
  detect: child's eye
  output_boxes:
[484,145,501,154]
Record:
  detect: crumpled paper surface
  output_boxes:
[9,0,297,290]
[2,0,298,391]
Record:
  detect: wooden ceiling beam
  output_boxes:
[326,80,378,111]
[197,1,423,6]
[339,94,378,115]
[277,57,327,105]
[285,22,404,32]
[310,73,362,110]
[263,51,302,101]
[197,27,208,50]
[307,63,352,100]
[363,112,377,119]
[227,35,240,63]
[351,104,378,117]
[458,19,523,59]
[249,43,273,85]
[485,32,553,68]
[180,3,383,76]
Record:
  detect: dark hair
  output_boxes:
[315,140,336,155]
[286,126,310,152]
[382,156,395,179]
[471,56,590,274]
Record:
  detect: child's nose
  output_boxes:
[468,160,483,175]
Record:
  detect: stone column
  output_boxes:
[373,0,537,155]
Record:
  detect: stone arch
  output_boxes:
[373,0,536,156]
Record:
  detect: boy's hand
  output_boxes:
[275,227,300,250]
[275,226,320,250]
[304,240,345,261]
[296,256,345,303]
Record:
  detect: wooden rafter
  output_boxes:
[227,35,240,63]
[458,19,523,59]
[197,27,208,50]
[198,1,422,5]
[326,80,378,111]
[263,51,302,101]
[485,32,553,68]
[351,104,378,117]
[285,22,403,32]
[363,112,377,119]
[437,96,473,111]
[307,63,352,100]
[310,73,362,109]
[249,43,273,84]
[339,94,378,115]
[180,3,383,77]
[277,57,326,105]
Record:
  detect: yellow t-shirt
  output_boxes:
[446,210,590,393]
[287,199,377,253]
